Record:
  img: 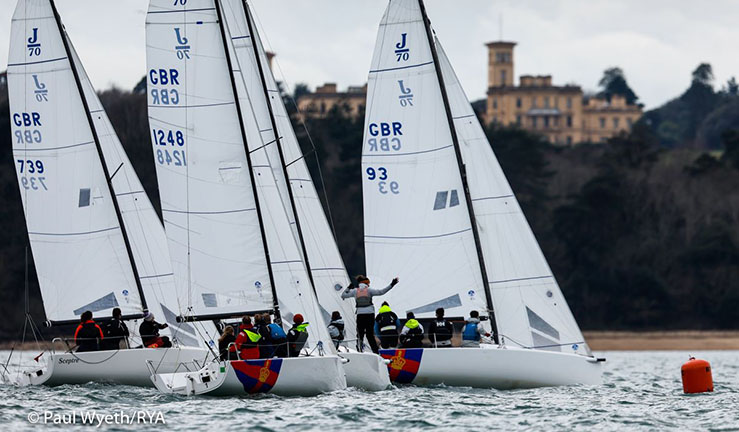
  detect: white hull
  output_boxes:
[379,346,602,389]
[338,350,391,391]
[12,347,212,387]
[151,355,347,397]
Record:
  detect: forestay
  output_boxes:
[219,0,335,350]
[362,0,489,320]
[436,40,588,354]
[221,0,356,342]
[8,0,145,323]
[146,0,273,318]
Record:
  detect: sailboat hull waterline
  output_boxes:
[379,347,602,389]
[150,356,346,397]
[11,347,212,388]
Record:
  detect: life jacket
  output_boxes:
[431,319,453,341]
[355,285,373,308]
[404,319,423,340]
[376,305,397,333]
[268,323,287,341]
[237,329,261,360]
[328,320,344,340]
[462,320,481,341]
[288,323,309,357]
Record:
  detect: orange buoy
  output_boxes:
[681,356,713,394]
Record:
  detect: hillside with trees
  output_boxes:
[0,70,737,339]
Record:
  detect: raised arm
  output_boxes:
[341,286,356,300]
[370,277,399,296]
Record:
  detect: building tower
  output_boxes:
[486,41,516,88]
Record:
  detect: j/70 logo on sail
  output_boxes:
[33,75,48,102]
[174,28,190,60]
[398,80,413,107]
[395,33,409,62]
[27,28,41,56]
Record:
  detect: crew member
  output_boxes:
[235,316,261,360]
[218,325,237,361]
[101,307,129,350]
[287,314,309,357]
[399,311,424,348]
[255,314,274,358]
[341,275,399,353]
[327,311,344,349]
[374,302,399,349]
[427,307,453,348]
[461,310,491,347]
[74,310,103,352]
[139,312,172,348]
[267,315,288,358]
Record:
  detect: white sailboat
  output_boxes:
[362,0,602,388]
[6,0,217,387]
[219,0,389,391]
[145,0,346,396]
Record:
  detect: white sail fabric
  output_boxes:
[220,2,335,350]
[222,0,356,343]
[436,40,588,354]
[8,0,145,322]
[362,0,489,320]
[146,0,273,318]
[69,43,213,347]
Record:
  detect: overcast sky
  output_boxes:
[2,0,738,109]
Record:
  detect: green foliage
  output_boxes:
[597,67,639,105]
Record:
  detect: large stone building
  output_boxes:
[486,41,642,145]
[296,82,367,118]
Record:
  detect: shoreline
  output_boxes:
[583,330,739,351]
[2,331,739,352]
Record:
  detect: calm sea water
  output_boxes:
[1,350,737,431]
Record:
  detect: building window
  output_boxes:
[500,70,507,85]
[516,115,522,125]
[544,97,550,108]
[320,102,326,114]
[516,97,522,108]
[495,52,511,63]
[613,117,620,128]
[532,117,538,128]
[566,136,573,145]
[599,117,606,128]
[531,97,537,108]
[543,116,550,128]
[553,116,559,127]
[492,116,498,123]
[627,118,633,128]
[566,116,572,127]
[566,97,573,109]
[493,98,498,109]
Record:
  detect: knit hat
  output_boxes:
[293,314,304,324]
[144,312,155,322]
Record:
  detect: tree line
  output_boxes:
[0,63,737,339]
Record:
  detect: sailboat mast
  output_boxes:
[48,0,148,313]
[213,0,281,322]
[417,0,499,342]
[240,1,318,295]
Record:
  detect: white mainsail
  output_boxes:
[8,0,146,323]
[436,40,588,354]
[221,0,356,342]
[362,0,489,320]
[220,0,335,349]
[363,0,588,354]
[146,0,274,319]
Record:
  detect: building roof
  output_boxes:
[485,41,517,48]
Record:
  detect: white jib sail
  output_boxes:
[69,42,215,348]
[222,0,356,343]
[220,0,335,351]
[362,0,490,322]
[146,0,274,319]
[8,0,146,322]
[436,39,589,354]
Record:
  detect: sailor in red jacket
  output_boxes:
[234,316,261,360]
[74,310,103,352]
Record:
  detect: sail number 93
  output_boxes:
[366,167,399,194]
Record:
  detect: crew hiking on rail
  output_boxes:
[341,275,399,353]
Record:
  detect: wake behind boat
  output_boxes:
[362,0,603,389]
